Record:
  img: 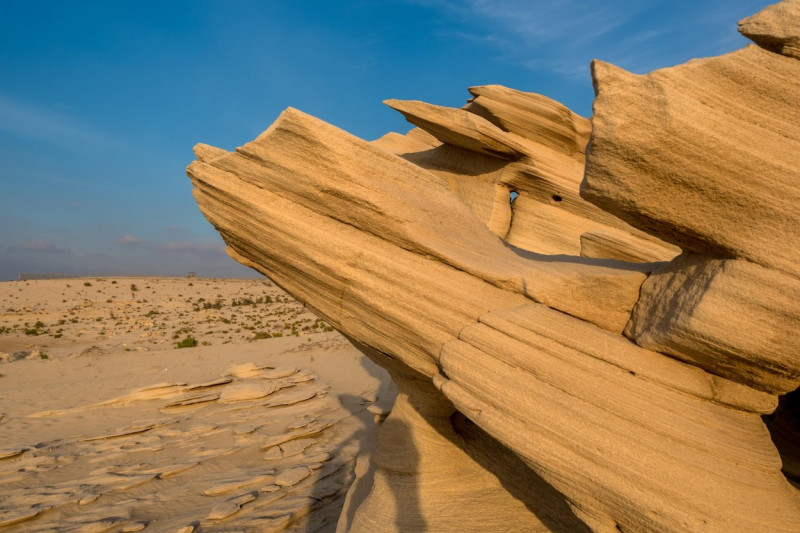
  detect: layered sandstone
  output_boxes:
[187,1,800,531]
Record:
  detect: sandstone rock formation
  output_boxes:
[187,1,800,531]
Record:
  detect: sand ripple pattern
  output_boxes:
[0,363,363,532]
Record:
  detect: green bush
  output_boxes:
[176,335,198,349]
[202,299,223,310]
[24,321,47,336]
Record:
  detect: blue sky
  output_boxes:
[0,0,770,280]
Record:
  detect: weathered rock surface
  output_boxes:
[582,46,800,278]
[739,0,800,59]
[374,91,678,262]
[465,84,591,159]
[384,99,528,160]
[626,253,800,394]
[188,1,800,531]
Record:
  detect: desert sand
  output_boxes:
[0,277,395,532]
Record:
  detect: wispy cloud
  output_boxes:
[9,240,73,254]
[462,0,644,44]
[411,0,647,77]
[117,235,144,245]
[412,0,758,78]
[152,241,227,256]
[0,93,123,150]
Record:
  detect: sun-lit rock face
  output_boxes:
[739,0,800,59]
[187,1,800,531]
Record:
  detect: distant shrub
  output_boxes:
[272,332,283,338]
[202,299,223,310]
[84,282,92,287]
[176,335,198,349]
[39,353,49,360]
[130,284,138,292]
[24,321,47,336]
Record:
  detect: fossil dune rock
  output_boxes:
[188,1,800,530]
[583,46,800,278]
[739,0,800,59]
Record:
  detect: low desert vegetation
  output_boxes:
[0,278,336,357]
[24,321,47,336]
[176,335,198,349]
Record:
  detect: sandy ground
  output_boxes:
[0,278,395,532]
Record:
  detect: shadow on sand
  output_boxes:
[301,350,590,532]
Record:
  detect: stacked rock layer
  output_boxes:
[187,2,800,531]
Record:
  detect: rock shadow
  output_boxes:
[301,353,398,532]
[764,386,800,489]
[449,411,593,532]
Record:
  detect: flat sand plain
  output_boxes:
[0,277,394,532]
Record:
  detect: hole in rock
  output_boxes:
[763,387,800,489]
[552,194,563,202]
[509,190,519,206]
